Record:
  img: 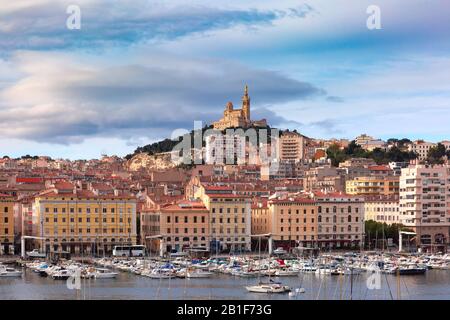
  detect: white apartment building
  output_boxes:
[399,164,450,251]
[278,131,305,162]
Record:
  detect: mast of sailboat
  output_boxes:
[250,233,272,283]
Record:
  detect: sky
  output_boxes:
[0,0,449,160]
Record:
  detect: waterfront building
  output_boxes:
[267,196,318,248]
[196,185,251,252]
[34,182,137,255]
[159,200,210,253]
[0,193,15,255]
[399,164,450,251]
[364,195,400,225]
[345,176,399,196]
[314,192,365,249]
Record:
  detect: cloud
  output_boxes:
[0,51,325,144]
[0,0,314,52]
[326,96,344,103]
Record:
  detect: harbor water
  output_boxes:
[1,267,449,300]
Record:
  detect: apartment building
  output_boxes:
[278,131,305,162]
[345,176,399,196]
[159,200,210,253]
[0,193,15,255]
[399,165,450,251]
[196,186,251,252]
[315,192,365,249]
[34,183,137,255]
[267,196,318,248]
[364,195,400,225]
[408,140,436,161]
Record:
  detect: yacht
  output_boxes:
[186,269,213,278]
[94,268,118,279]
[26,249,47,258]
[246,282,291,293]
[0,266,22,277]
[146,269,176,279]
[275,269,298,277]
[51,269,72,280]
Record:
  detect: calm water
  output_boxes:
[1,268,449,300]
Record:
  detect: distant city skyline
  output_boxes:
[1,0,449,159]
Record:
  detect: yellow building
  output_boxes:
[34,183,137,255]
[195,185,251,252]
[0,193,15,255]
[346,176,399,195]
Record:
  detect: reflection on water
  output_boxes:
[0,268,449,300]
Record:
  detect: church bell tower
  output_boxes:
[242,84,250,121]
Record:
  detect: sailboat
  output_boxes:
[245,234,291,294]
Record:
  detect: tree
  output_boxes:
[427,143,446,164]
[326,143,347,166]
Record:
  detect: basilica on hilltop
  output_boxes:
[212,85,267,130]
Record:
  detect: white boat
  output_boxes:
[275,269,298,277]
[186,270,213,278]
[26,249,47,258]
[51,269,72,280]
[246,283,291,293]
[273,247,287,255]
[146,269,176,279]
[0,267,22,277]
[94,268,118,279]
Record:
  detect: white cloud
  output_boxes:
[0,50,325,144]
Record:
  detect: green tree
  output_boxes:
[326,143,347,166]
[427,143,446,164]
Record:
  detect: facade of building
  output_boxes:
[278,131,305,162]
[268,197,318,248]
[364,195,400,225]
[408,140,436,161]
[0,193,15,255]
[34,185,137,255]
[159,200,210,253]
[315,192,365,249]
[196,186,251,252]
[345,176,399,196]
[251,201,270,235]
[399,165,450,251]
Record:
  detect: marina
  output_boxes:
[1,252,449,300]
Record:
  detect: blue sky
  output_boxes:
[0,0,449,159]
